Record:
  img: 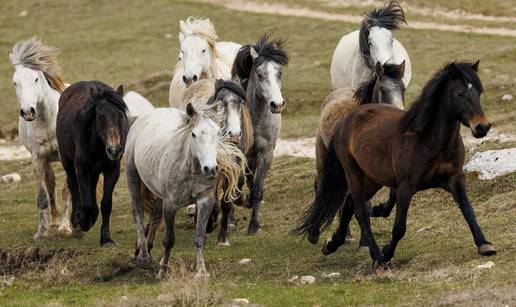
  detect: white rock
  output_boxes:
[19,10,28,17]
[238,258,252,265]
[416,226,431,233]
[300,275,316,284]
[464,148,516,179]
[287,275,299,283]
[1,173,21,183]
[1,276,14,287]
[322,272,341,279]
[232,298,250,305]
[477,261,494,269]
[0,145,31,161]
[501,94,513,101]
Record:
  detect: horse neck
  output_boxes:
[423,97,461,151]
[36,80,61,127]
[246,76,272,123]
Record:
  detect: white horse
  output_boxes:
[168,17,241,108]
[123,90,155,124]
[330,1,411,92]
[9,37,72,239]
[126,100,245,279]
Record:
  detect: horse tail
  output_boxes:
[292,141,347,243]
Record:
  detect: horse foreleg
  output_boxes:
[381,183,414,262]
[33,158,49,240]
[157,201,177,280]
[447,174,496,256]
[248,153,271,235]
[43,161,60,228]
[58,182,72,235]
[217,199,232,246]
[99,165,119,246]
[193,195,214,279]
[127,162,150,264]
[75,164,100,231]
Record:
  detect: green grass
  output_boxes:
[0,0,515,306]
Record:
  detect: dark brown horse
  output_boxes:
[57,81,129,246]
[296,61,496,265]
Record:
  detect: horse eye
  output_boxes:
[13,81,17,86]
[192,132,196,138]
[35,77,38,83]
[457,91,465,98]
[368,42,373,47]
[202,49,207,53]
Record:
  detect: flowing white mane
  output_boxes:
[180,17,219,45]
[9,37,65,93]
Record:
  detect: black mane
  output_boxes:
[231,34,289,90]
[401,62,483,134]
[353,63,405,105]
[81,82,128,119]
[214,79,247,101]
[359,1,406,62]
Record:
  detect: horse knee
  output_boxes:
[37,194,49,210]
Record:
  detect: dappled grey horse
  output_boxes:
[231,35,290,234]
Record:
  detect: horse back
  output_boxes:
[319,88,355,148]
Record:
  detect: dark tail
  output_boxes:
[291,141,348,243]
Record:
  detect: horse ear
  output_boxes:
[250,47,259,61]
[448,62,458,76]
[179,20,187,34]
[398,60,406,76]
[375,62,384,77]
[116,85,124,96]
[472,60,480,72]
[186,102,196,117]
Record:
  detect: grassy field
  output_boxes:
[1,0,515,306]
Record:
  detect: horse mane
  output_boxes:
[359,1,406,60]
[353,63,405,105]
[231,34,290,90]
[180,17,220,77]
[9,37,66,93]
[401,62,483,134]
[81,84,128,120]
[213,79,247,102]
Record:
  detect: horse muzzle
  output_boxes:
[228,131,242,144]
[201,165,219,178]
[469,115,491,138]
[20,107,36,122]
[269,100,286,114]
[106,145,123,160]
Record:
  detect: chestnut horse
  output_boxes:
[57,81,129,246]
[296,61,496,266]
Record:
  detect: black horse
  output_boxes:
[56,81,129,246]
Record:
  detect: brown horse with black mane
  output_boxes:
[57,81,129,246]
[296,61,496,265]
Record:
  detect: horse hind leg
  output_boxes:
[322,192,354,255]
[157,200,177,280]
[57,182,72,235]
[217,199,232,246]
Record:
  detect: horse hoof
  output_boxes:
[72,228,84,239]
[217,241,230,247]
[101,241,116,248]
[33,230,48,241]
[322,237,333,255]
[307,233,320,245]
[228,223,237,231]
[58,223,72,235]
[186,204,196,218]
[345,233,355,243]
[478,244,496,256]
[156,268,169,280]
[194,271,210,279]
[247,226,262,235]
[358,246,370,253]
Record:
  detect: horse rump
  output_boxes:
[292,141,347,244]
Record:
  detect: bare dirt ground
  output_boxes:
[199,0,516,37]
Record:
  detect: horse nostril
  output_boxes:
[30,107,35,115]
[270,101,275,109]
[203,166,209,174]
[20,109,24,117]
[281,100,285,107]
[182,75,187,84]
[193,75,198,82]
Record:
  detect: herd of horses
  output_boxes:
[9,1,495,279]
